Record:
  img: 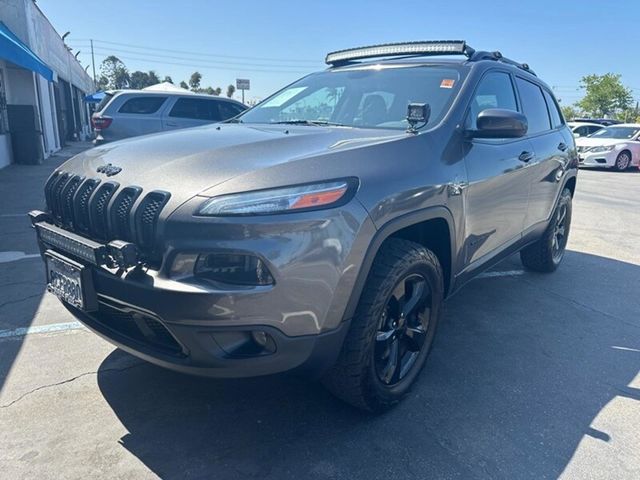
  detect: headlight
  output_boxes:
[197,178,358,216]
[590,145,616,153]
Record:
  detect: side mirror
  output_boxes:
[468,108,528,139]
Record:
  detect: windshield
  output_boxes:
[238,65,463,130]
[590,126,640,139]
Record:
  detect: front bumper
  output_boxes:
[578,149,617,167]
[32,198,374,377]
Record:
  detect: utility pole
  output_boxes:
[90,39,96,87]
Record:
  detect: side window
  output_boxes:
[169,98,221,121]
[218,102,245,119]
[515,78,552,135]
[467,72,518,129]
[543,89,564,128]
[574,126,587,137]
[118,96,167,114]
[589,126,602,135]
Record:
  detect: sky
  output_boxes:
[38,0,640,104]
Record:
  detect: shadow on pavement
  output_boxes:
[0,143,91,393]
[97,250,640,479]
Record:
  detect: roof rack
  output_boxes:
[325,40,535,76]
[468,50,536,76]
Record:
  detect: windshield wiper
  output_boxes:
[271,120,348,127]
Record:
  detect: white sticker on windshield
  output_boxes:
[261,87,308,107]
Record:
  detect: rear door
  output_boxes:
[109,95,167,140]
[463,70,534,266]
[163,97,223,131]
[515,78,570,228]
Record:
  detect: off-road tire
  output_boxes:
[322,238,444,412]
[520,188,572,273]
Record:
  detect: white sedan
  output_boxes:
[567,121,604,138]
[575,124,640,171]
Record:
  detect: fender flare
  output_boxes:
[342,206,457,321]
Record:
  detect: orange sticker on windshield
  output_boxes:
[440,79,455,89]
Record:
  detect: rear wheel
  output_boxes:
[322,239,444,412]
[613,151,631,171]
[520,188,572,272]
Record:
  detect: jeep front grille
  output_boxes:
[44,171,170,263]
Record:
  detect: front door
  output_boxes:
[462,70,533,266]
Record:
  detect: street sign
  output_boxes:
[236,79,250,90]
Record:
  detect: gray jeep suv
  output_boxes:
[30,41,577,411]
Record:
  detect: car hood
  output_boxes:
[60,123,407,208]
[575,137,627,147]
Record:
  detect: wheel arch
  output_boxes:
[343,207,456,321]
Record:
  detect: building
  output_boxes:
[0,0,94,168]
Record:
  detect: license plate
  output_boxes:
[45,251,97,311]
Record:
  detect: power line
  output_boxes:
[71,38,319,64]
[90,51,313,74]
[81,45,320,70]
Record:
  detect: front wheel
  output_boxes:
[322,239,444,412]
[613,151,631,171]
[520,188,572,272]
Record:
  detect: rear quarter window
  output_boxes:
[543,89,564,128]
[118,96,168,114]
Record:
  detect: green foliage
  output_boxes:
[179,80,189,90]
[577,73,633,118]
[99,56,129,89]
[189,71,202,91]
[129,70,161,89]
[560,105,581,121]
[226,84,236,98]
[163,75,173,84]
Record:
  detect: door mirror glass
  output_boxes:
[469,108,528,139]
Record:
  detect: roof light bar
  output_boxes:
[325,41,470,65]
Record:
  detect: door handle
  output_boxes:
[165,121,178,127]
[558,142,568,152]
[518,151,534,163]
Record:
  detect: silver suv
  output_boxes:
[31,41,577,411]
[91,90,246,144]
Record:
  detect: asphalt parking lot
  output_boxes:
[0,146,638,480]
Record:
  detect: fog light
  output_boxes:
[252,330,268,347]
[195,253,274,286]
[251,330,276,353]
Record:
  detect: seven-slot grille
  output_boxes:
[44,171,170,260]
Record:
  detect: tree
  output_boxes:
[226,84,236,98]
[189,71,202,91]
[148,70,160,85]
[560,104,581,121]
[99,56,129,89]
[214,87,222,96]
[180,80,189,90]
[163,75,173,84]
[577,73,633,118]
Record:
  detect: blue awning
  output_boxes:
[84,91,106,103]
[0,22,53,82]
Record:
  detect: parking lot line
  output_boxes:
[0,321,84,340]
[0,251,41,264]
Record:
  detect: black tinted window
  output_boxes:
[218,102,245,119]
[467,72,518,129]
[169,98,222,121]
[543,90,563,128]
[118,96,167,114]
[516,78,551,134]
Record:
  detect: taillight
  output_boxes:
[91,116,112,130]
